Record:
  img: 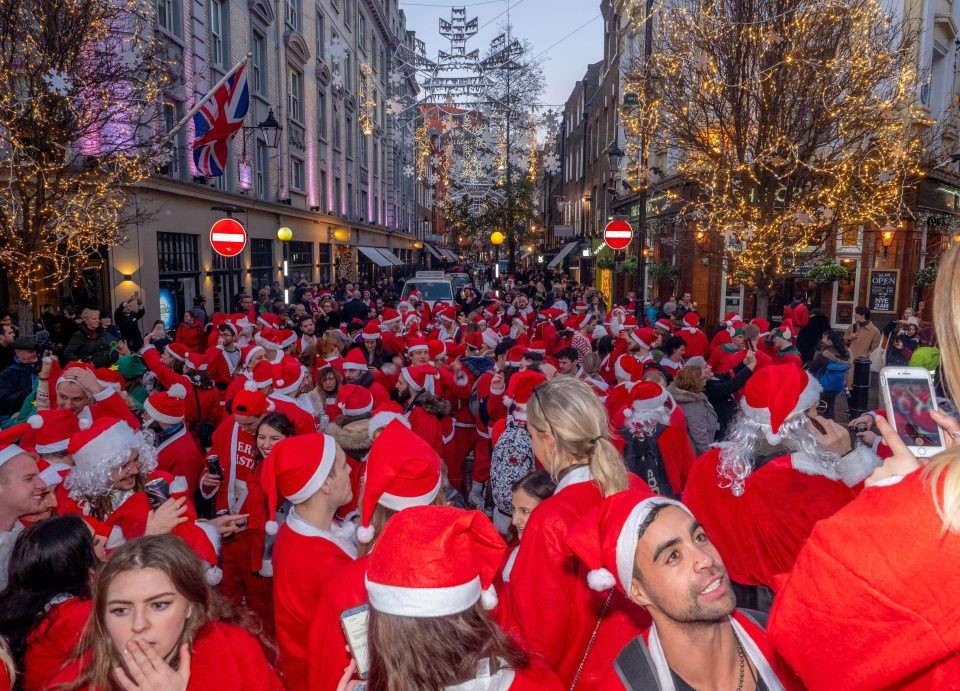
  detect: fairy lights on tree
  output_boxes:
[621,0,924,312]
[0,0,169,320]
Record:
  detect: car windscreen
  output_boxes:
[402,281,453,301]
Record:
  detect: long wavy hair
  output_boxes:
[60,535,271,691]
[526,377,627,497]
[0,515,96,671]
[367,602,527,691]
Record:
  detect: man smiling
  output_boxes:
[567,490,793,690]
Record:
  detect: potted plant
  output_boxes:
[621,255,639,272]
[594,247,616,269]
[916,264,937,288]
[647,260,679,285]
[808,258,851,284]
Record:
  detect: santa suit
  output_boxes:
[677,325,709,359]
[49,621,283,690]
[206,345,242,388]
[22,596,92,691]
[508,466,652,690]
[681,449,856,588]
[773,348,803,368]
[769,470,960,690]
[438,364,476,490]
[708,343,741,371]
[207,416,272,629]
[141,346,203,430]
[708,328,732,353]
[155,424,205,496]
[306,555,368,691]
[273,509,357,691]
[406,398,446,459]
[268,394,317,435]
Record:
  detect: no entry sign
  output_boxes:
[210,218,247,257]
[604,219,633,250]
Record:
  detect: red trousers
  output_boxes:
[220,531,274,637]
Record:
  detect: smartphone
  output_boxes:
[340,604,370,679]
[879,366,945,457]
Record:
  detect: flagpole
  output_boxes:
[158,53,252,148]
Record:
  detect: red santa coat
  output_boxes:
[273,510,357,691]
[22,596,92,691]
[49,621,283,690]
[141,346,202,428]
[407,404,445,458]
[306,555,368,691]
[769,469,960,690]
[508,467,652,690]
[707,328,731,354]
[206,345,242,387]
[156,426,205,496]
[677,325,709,359]
[174,321,207,353]
[681,449,855,588]
[268,394,317,435]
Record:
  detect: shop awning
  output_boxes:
[424,243,443,260]
[378,248,404,266]
[441,248,458,261]
[547,241,579,269]
[358,246,392,268]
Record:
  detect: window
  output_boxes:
[290,157,304,191]
[250,238,275,292]
[344,54,352,91]
[317,90,327,138]
[359,131,367,162]
[316,10,325,61]
[210,0,225,68]
[344,0,352,25]
[288,67,304,122]
[286,0,299,30]
[284,241,314,285]
[335,177,342,214]
[358,13,367,52]
[161,102,182,179]
[359,190,367,220]
[157,233,200,274]
[252,33,267,95]
[156,0,182,36]
[332,110,341,149]
[319,171,327,210]
[345,115,352,156]
[256,140,269,199]
[372,142,378,176]
[347,182,354,217]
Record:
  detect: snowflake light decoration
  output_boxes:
[387,98,404,116]
[388,68,406,87]
[402,164,415,178]
[328,36,349,64]
[543,153,561,175]
[430,154,441,169]
[426,172,439,186]
[331,71,344,90]
[43,70,72,97]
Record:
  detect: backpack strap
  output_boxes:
[738,607,769,630]
[613,637,661,691]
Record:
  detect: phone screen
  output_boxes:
[340,605,370,678]
[886,377,940,447]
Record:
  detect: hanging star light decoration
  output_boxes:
[43,70,72,96]
[328,36,349,64]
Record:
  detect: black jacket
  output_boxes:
[705,363,753,436]
[64,327,117,368]
[0,360,36,416]
[113,305,146,350]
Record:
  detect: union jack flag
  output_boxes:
[192,62,249,177]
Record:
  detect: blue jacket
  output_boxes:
[0,360,36,416]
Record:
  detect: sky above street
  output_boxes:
[398,0,604,112]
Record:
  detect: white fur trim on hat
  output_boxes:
[378,476,442,513]
[366,574,482,617]
[144,397,185,426]
[340,399,374,417]
[480,584,499,610]
[27,415,42,430]
[739,373,822,445]
[357,525,376,543]
[368,411,410,439]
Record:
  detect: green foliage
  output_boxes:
[594,246,616,269]
[647,260,679,284]
[916,263,937,287]
[808,258,852,284]
[621,255,639,272]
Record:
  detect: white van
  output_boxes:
[400,272,455,309]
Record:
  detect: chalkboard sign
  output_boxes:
[868,269,899,313]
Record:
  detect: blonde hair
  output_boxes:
[925,242,960,531]
[526,377,627,497]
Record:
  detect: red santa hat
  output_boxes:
[563,315,580,331]
[683,311,700,328]
[23,409,79,456]
[380,307,401,326]
[653,318,673,333]
[614,354,642,383]
[164,343,189,362]
[406,337,429,354]
[342,348,369,371]
[96,368,125,392]
[397,300,413,312]
[566,489,686,593]
[575,300,588,312]
[0,418,42,466]
[218,317,240,336]
[622,314,639,329]
[66,418,157,499]
[366,505,507,615]
[724,311,743,325]
[427,340,446,362]
[232,381,272,417]
[464,332,484,351]
[728,322,745,337]
[439,307,458,324]
[481,328,501,349]
[506,346,527,369]
[362,321,382,341]
[527,339,546,355]
[445,343,466,361]
[630,327,658,350]
[368,401,410,440]
[249,360,275,389]
[144,383,187,425]
[503,370,547,407]
[37,458,64,487]
[184,353,207,372]
[240,343,265,369]
[740,364,821,445]
[337,384,374,417]
[257,328,297,350]
[232,312,253,332]
[408,289,423,302]
[400,365,439,396]
[258,313,285,330]
[260,433,338,535]
[272,356,306,396]
[357,420,442,543]
[403,311,421,328]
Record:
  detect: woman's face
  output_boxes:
[257,424,288,458]
[104,567,192,662]
[320,372,338,393]
[248,350,266,370]
[511,488,542,540]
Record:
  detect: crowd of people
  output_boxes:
[0,260,952,690]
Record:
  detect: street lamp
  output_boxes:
[608,142,625,173]
[490,231,505,279]
[880,223,896,258]
[257,109,283,149]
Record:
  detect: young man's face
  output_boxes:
[630,506,735,624]
[557,357,576,375]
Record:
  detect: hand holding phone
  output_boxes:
[879,367,945,456]
[340,605,370,679]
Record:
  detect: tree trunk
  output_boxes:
[755,285,770,322]
[7,279,34,334]
[508,237,517,276]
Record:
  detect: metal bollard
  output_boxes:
[848,356,872,419]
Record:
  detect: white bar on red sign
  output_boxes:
[211,233,246,243]
[605,231,632,238]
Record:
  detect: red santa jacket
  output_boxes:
[22,596,92,691]
[682,449,856,589]
[677,326,709,359]
[273,510,356,691]
[206,345,242,387]
[156,425,205,496]
[508,467,652,690]
[141,346,202,426]
[174,321,207,354]
[268,394,317,435]
[81,386,140,431]
[769,470,960,690]
[306,555,368,691]
[49,621,283,690]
